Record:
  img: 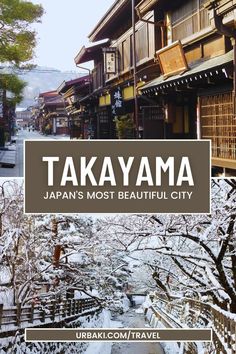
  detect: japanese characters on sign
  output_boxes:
[111,87,124,116]
[156,41,189,79]
[103,47,117,75]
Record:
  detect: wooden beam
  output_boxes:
[212,157,236,170]
[136,0,158,17]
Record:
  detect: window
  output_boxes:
[99,109,109,123]
[136,23,149,62]
[105,12,155,81]
[200,92,236,160]
[92,62,104,90]
[171,0,210,42]
[122,39,130,71]
[130,34,133,67]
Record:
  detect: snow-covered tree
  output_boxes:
[0,181,99,306]
[1,178,235,316]
[97,180,236,312]
[0,180,25,305]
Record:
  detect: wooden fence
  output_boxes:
[0,298,101,334]
[148,295,236,354]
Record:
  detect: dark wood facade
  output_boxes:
[35,91,69,136]
[57,76,92,139]
[139,0,236,174]
[73,0,236,174]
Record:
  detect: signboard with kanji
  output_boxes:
[111,87,124,116]
[103,47,117,75]
[156,41,189,79]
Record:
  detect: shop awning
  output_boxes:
[74,39,110,65]
[141,50,233,94]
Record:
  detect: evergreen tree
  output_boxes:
[0,0,44,66]
[0,0,44,141]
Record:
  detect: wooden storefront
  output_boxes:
[141,105,165,139]
[96,106,115,139]
[200,90,236,170]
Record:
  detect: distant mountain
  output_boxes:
[17,66,82,109]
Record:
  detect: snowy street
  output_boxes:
[0,129,69,177]
[110,308,165,354]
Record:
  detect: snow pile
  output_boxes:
[135,307,144,314]
[84,311,112,354]
[0,310,111,354]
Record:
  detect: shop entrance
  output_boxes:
[97,107,115,139]
[141,105,165,139]
[165,93,197,139]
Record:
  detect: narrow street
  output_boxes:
[111,307,165,354]
[0,129,69,177]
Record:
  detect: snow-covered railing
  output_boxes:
[0,298,101,333]
[148,295,236,354]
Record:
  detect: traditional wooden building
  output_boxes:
[138,0,236,175]
[57,76,92,139]
[88,0,166,139]
[74,1,166,139]
[36,91,69,135]
[74,39,116,139]
[75,0,236,174]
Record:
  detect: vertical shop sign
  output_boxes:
[111,87,124,116]
[103,47,117,75]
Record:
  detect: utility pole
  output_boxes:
[132,0,139,138]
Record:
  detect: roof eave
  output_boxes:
[74,46,87,65]
[58,76,91,94]
[141,50,234,91]
[57,81,66,95]
[88,0,129,42]
[136,0,158,17]
[74,40,110,65]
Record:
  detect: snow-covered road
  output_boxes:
[110,308,165,354]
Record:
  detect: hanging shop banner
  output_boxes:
[156,41,189,78]
[103,47,117,75]
[25,140,211,214]
[111,87,124,116]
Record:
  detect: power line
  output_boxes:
[0,66,83,75]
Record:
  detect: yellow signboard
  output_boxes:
[105,94,111,105]
[99,94,111,107]
[99,96,106,107]
[156,41,189,79]
[123,86,134,100]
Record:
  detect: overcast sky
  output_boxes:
[31,0,114,71]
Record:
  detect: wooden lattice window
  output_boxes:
[98,108,109,123]
[171,0,210,42]
[143,106,164,121]
[200,92,236,161]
